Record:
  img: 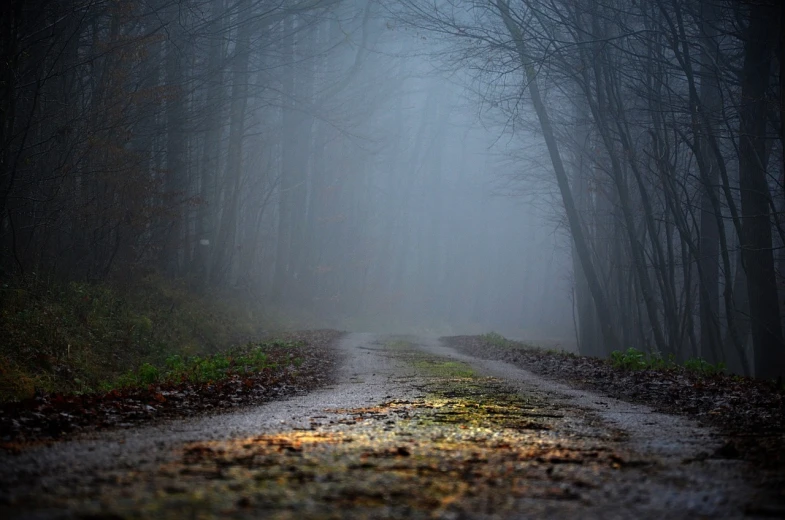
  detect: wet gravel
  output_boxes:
[1,333,778,518]
[445,334,785,515]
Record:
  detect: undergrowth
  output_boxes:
[0,274,277,401]
[609,347,726,375]
[480,333,725,376]
[609,348,673,371]
[107,339,305,391]
[481,332,575,357]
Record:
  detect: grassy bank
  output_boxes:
[0,274,275,402]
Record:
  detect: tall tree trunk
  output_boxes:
[654,0,747,368]
[496,0,621,353]
[697,0,722,363]
[272,16,297,304]
[193,0,225,287]
[286,18,313,306]
[210,0,251,285]
[580,14,667,354]
[159,4,187,276]
[571,96,601,356]
[738,3,785,379]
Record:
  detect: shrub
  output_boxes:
[684,358,726,376]
[609,348,677,371]
[610,347,725,375]
[137,363,160,385]
[102,339,294,391]
[482,332,510,348]
[0,357,36,401]
[610,348,648,370]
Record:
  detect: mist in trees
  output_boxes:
[3,0,784,378]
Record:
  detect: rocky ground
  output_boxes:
[1,333,783,518]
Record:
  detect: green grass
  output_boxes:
[0,274,279,401]
[103,339,305,391]
[385,339,413,350]
[609,347,725,375]
[413,358,476,378]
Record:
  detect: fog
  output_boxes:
[259,7,572,336]
[6,0,784,375]
[182,0,575,338]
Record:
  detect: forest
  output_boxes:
[3,1,785,517]
[2,0,784,383]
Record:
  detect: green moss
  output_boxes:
[75,376,557,518]
[385,339,413,350]
[413,359,476,379]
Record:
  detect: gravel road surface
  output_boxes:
[0,333,763,519]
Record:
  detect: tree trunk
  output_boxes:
[193,0,225,287]
[495,0,621,353]
[696,0,723,363]
[738,3,785,379]
[159,3,187,276]
[210,0,251,285]
[571,96,602,356]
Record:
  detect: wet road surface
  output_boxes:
[0,333,761,518]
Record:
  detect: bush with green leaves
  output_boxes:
[107,339,299,390]
[482,332,511,348]
[610,348,648,370]
[610,347,725,375]
[137,363,160,385]
[609,348,677,371]
[683,358,726,376]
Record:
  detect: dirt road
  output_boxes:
[0,333,763,518]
